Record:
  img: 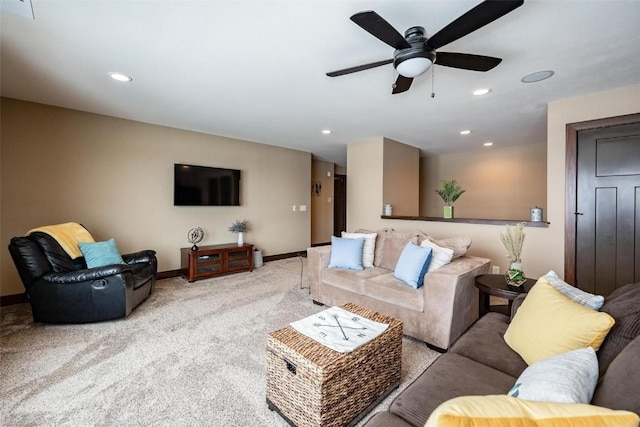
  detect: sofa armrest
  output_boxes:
[511,293,527,319]
[421,255,491,349]
[307,245,332,299]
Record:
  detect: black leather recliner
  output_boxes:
[8,227,157,323]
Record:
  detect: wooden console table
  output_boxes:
[180,243,253,282]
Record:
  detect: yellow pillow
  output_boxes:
[424,395,639,427]
[504,278,615,365]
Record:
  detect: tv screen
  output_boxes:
[174,164,241,206]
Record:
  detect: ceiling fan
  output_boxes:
[326,0,524,94]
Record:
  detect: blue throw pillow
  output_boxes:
[328,236,365,270]
[78,238,125,268]
[394,242,433,289]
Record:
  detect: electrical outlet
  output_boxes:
[299,205,307,212]
[292,205,296,212]
[492,265,500,274]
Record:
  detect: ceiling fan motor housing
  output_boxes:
[393,26,436,76]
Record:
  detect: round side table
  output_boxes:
[475,274,537,317]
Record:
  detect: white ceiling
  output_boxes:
[2,0,640,166]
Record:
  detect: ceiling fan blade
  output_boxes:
[350,11,411,50]
[326,59,393,77]
[435,52,502,71]
[427,0,524,49]
[392,75,413,94]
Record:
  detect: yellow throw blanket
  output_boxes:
[28,222,95,259]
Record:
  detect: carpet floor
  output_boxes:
[1,258,439,426]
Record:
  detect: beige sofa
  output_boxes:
[308,229,491,350]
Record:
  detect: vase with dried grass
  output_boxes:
[500,222,526,286]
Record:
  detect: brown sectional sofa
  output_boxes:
[363,282,640,426]
[308,229,491,350]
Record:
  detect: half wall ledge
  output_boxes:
[381,215,550,228]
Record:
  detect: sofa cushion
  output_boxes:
[322,266,390,295]
[428,236,472,259]
[508,347,599,404]
[361,411,414,427]
[596,282,640,376]
[342,231,377,268]
[544,270,604,310]
[420,239,455,272]
[394,242,432,289]
[592,335,640,415]
[389,353,518,427]
[78,238,125,268]
[424,395,639,427]
[504,278,615,365]
[367,273,424,312]
[377,231,419,270]
[328,236,364,270]
[450,312,527,378]
[357,227,391,267]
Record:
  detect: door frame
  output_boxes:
[564,112,640,285]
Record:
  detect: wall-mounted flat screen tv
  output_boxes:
[174,163,241,206]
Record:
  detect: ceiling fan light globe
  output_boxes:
[396,57,432,78]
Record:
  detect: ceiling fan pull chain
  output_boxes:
[430,66,435,98]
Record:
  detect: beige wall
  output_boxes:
[347,84,640,281]
[1,98,311,296]
[420,143,547,220]
[383,138,420,216]
[347,137,384,227]
[311,158,334,244]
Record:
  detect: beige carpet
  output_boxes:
[1,258,439,426]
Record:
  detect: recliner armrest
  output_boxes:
[122,250,157,265]
[43,264,132,283]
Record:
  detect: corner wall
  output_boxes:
[383,138,419,216]
[1,98,311,296]
[311,158,335,244]
[347,137,384,228]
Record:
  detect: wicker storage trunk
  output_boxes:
[266,303,402,427]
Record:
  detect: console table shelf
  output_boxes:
[180,243,253,282]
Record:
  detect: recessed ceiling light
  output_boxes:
[483,142,494,147]
[521,70,554,83]
[321,129,332,135]
[472,88,491,96]
[108,72,132,82]
[460,130,472,135]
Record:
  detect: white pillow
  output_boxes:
[508,347,599,404]
[544,271,604,310]
[342,232,376,268]
[420,239,454,272]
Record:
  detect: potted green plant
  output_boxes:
[435,179,465,218]
[228,219,249,246]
